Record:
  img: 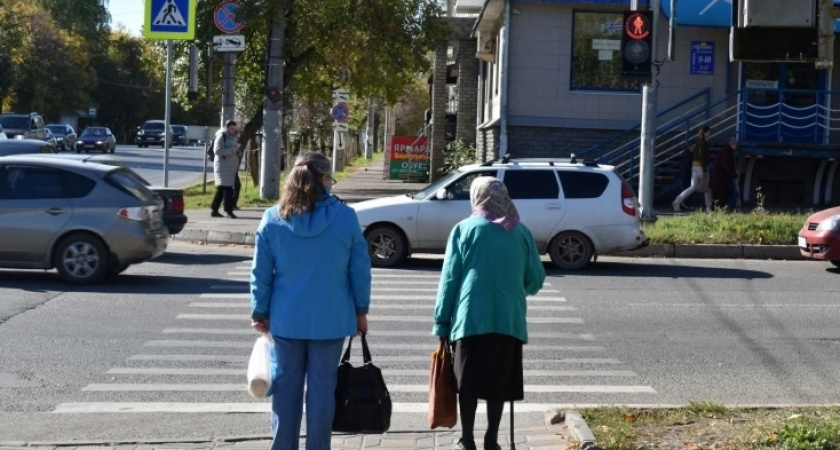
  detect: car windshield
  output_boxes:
[0,116,29,129]
[412,169,464,199]
[82,128,106,137]
[143,122,165,131]
[47,126,66,135]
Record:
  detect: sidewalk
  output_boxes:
[172,158,799,260]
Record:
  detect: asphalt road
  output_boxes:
[1,244,839,442]
[91,143,211,189]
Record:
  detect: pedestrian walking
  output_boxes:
[250,151,371,450]
[710,137,738,212]
[433,177,546,450]
[210,120,240,219]
[673,125,713,212]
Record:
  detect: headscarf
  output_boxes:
[469,176,520,231]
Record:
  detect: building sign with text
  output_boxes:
[386,136,429,182]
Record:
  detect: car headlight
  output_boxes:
[816,215,840,231]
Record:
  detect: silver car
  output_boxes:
[0,155,168,284]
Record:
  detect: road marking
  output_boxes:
[81,383,654,394]
[127,355,620,364]
[199,293,565,302]
[104,368,635,377]
[187,302,577,312]
[374,275,441,279]
[176,314,583,324]
[107,368,243,375]
[142,340,604,352]
[53,402,662,414]
[163,328,253,335]
[158,329,594,340]
[209,285,245,290]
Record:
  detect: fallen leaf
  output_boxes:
[683,443,701,450]
[767,433,778,443]
[786,414,802,420]
[622,413,638,422]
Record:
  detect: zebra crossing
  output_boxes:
[53,264,656,414]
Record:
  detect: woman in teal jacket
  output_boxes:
[251,151,371,450]
[433,177,546,450]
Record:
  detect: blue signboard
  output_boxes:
[144,0,196,39]
[690,41,715,75]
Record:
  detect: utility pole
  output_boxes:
[221,53,236,127]
[635,0,659,222]
[260,8,285,200]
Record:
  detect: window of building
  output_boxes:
[571,11,642,92]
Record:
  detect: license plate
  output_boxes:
[146,137,155,141]
[798,236,807,248]
[85,144,94,148]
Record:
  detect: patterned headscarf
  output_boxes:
[469,176,520,231]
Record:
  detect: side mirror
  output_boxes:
[435,188,450,200]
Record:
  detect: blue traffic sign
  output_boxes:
[144,0,196,40]
[331,103,350,122]
[215,1,245,34]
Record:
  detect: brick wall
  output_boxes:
[507,126,616,158]
[456,39,478,147]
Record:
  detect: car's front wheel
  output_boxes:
[830,260,840,269]
[53,233,110,285]
[365,225,408,268]
[548,231,593,270]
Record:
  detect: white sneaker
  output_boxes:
[672,201,681,212]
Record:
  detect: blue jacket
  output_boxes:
[250,195,371,339]
[433,215,545,343]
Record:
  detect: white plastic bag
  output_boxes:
[247,333,275,398]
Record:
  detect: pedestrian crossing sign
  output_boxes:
[143,0,196,40]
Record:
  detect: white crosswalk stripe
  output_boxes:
[54,264,657,414]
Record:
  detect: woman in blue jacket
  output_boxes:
[433,177,546,450]
[251,151,371,450]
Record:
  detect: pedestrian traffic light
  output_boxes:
[621,10,653,81]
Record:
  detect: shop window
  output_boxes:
[571,11,642,92]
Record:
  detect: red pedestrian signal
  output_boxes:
[621,10,653,81]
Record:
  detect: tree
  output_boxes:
[0,1,97,119]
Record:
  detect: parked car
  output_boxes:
[798,206,840,267]
[44,128,59,148]
[351,157,649,269]
[0,112,48,141]
[0,155,168,284]
[0,139,57,156]
[135,120,170,148]
[0,124,6,140]
[75,126,116,153]
[46,124,77,151]
[24,154,188,235]
[171,125,188,146]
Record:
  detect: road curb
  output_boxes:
[173,232,803,261]
[564,410,596,448]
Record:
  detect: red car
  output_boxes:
[799,206,840,267]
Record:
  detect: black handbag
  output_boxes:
[332,334,392,434]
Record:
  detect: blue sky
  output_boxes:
[108,0,145,36]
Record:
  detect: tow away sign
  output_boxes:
[213,35,245,52]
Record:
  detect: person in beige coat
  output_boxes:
[211,120,241,218]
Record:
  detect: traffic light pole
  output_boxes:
[637,0,659,222]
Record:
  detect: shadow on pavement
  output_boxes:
[557,260,773,279]
[153,251,251,265]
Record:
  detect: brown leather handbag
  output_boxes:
[428,340,458,429]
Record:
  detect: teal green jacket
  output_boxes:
[432,215,546,343]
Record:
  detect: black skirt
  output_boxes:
[452,333,524,401]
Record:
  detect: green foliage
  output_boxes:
[439,139,477,175]
[643,210,809,245]
[687,400,728,417]
[765,419,840,449]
